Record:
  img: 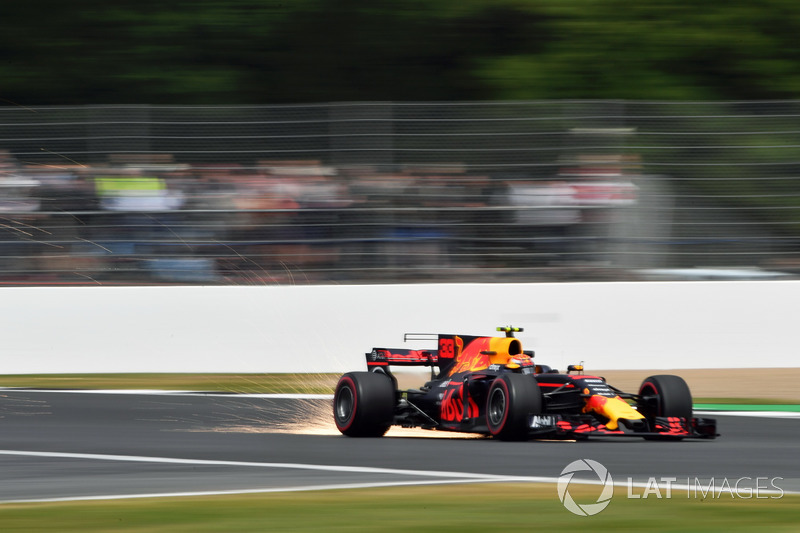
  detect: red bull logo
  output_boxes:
[447,337,492,376]
[441,384,479,422]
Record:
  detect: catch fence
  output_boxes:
[0,101,798,284]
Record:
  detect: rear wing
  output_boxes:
[365,327,526,376]
[366,348,439,370]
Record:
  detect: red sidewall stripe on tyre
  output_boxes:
[335,376,358,433]
[639,382,660,416]
[488,378,510,436]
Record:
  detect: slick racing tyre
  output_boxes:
[486,374,543,441]
[637,374,693,420]
[637,375,693,440]
[334,372,395,437]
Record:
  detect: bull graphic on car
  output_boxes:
[334,326,718,440]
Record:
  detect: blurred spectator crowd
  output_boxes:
[0,149,638,285]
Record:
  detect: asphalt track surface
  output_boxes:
[0,390,798,503]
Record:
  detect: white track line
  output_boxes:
[0,478,524,505]
[0,449,796,503]
[0,449,539,504]
[3,390,800,417]
[695,410,800,419]
[0,449,514,480]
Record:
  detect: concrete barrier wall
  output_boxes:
[3,281,797,374]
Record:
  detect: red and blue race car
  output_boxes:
[334,326,718,441]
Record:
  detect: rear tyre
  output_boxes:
[334,372,395,437]
[486,374,542,441]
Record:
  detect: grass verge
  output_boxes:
[0,374,339,395]
[0,484,797,533]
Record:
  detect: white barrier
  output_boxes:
[2,281,798,374]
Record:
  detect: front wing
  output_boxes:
[528,414,718,439]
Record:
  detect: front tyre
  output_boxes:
[637,375,693,440]
[334,372,395,437]
[486,374,542,441]
[637,374,693,420]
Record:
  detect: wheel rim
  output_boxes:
[638,382,660,418]
[336,385,355,423]
[488,387,507,426]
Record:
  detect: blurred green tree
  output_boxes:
[2,0,800,104]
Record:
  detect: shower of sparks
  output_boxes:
[174,393,486,440]
[0,223,34,237]
[0,217,52,235]
[75,237,114,253]
[39,148,87,168]
[72,272,103,285]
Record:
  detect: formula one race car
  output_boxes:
[333,327,718,440]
